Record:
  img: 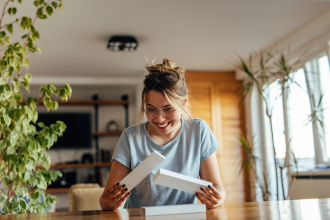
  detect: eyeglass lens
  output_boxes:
[145,108,174,118]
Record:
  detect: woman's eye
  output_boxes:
[163,108,173,111]
[147,108,157,111]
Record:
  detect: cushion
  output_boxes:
[69,183,104,211]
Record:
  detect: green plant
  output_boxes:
[239,135,270,201]
[238,50,301,201]
[0,0,71,215]
[238,51,280,200]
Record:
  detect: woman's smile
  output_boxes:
[155,121,171,129]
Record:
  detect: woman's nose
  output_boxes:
[155,111,165,122]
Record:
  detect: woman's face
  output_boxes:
[145,90,183,136]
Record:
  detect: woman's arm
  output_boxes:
[198,151,226,208]
[99,160,131,210]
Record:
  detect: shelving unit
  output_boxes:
[45,188,70,193]
[36,162,113,169]
[93,131,122,136]
[20,100,129,106]
[24,94,129,192]
[29,188,71,194]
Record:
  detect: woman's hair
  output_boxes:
[137,58,192,131]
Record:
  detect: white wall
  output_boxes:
[236,9,330,80]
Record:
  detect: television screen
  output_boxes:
[36,113,92,149]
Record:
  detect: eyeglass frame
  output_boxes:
[143,106,175,119]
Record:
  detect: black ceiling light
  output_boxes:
[107,35,138,52]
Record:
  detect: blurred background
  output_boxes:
[9,0,330,211]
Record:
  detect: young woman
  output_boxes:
[99,59,226,210]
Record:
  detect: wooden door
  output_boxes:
[188,82,214,128]
[186,72,249,203]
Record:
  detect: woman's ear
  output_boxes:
[182,98,188,108]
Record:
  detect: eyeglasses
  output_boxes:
[144,107,175,118]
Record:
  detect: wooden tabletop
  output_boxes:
[1,198,330,219]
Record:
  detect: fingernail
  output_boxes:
[200,187,204,191]
[208,185,211,188]
[128,192,131,195]
[125,188,128,191]
[195,193,199,196]
[116,183,119,186]
[122,184,126,187]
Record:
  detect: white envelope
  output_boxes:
[153,168,212,194]
[141,204,206,216]
[120,151,166,191]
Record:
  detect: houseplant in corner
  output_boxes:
[237,50,301,201]
[0,0,72,214]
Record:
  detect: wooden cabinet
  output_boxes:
[186,71,250,203]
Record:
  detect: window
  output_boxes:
[287,68,315,168]
[251,51,330,201]
[261,55,330,169]
[318,56,330,158]
[305,54,330,164]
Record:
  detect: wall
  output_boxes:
[22,84,138,210]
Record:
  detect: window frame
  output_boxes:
[302,47,330,164]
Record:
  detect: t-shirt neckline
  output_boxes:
[143,118,185,148]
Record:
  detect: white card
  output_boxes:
[141,204,206,216]
[120,151,166,191]
[153,168,212,194]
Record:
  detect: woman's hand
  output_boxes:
[195,185,224,209]
[100,183,130,210]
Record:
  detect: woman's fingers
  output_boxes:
[114,192,131,209]
[200,186,218,204]
[109,184,127,200]
[102,183,130,210]
[113,186,129,203]
[103,183,126,201]
[195,192,212,208]
[207,185,221,200]
[102,182,120,199]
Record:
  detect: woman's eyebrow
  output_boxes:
[146,104,171,108]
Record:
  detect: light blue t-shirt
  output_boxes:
[111,118,219,208]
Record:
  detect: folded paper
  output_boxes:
[153,168,212,194]
[120,151,166,191]
[141,204,206,216]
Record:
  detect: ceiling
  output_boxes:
[6,0,330,78]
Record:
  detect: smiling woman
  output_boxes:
[99,58,226,210]
[138,59,191,127]
[143,90,183,146]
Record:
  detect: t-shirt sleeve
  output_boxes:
[200,120,219,162]
[111,130,131,169]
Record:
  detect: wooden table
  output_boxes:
[1,198,330,219]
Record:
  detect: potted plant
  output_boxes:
[0,0,72,214]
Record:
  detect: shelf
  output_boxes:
[29,188,70,194]
[36,162,112,169]
[93,131,122,136]
[20,100,129,106]
[45,188,70,193]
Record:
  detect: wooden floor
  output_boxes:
[2,198,330,219]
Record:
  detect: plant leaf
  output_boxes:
[20,200,27,209]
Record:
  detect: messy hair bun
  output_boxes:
[145,58,185,76]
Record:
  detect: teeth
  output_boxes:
[158,122,169,127]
